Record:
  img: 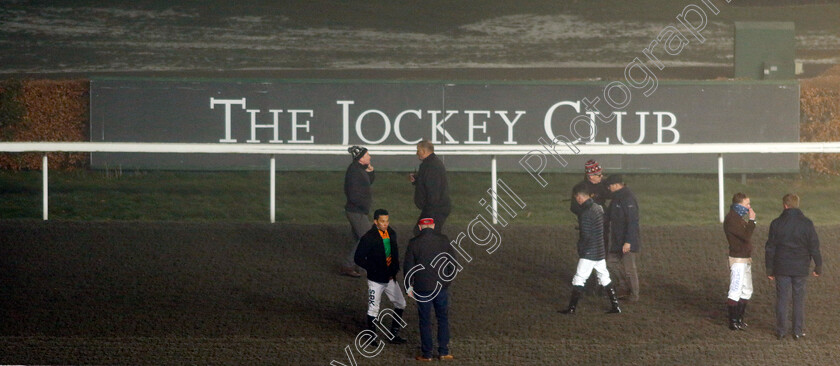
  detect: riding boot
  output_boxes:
[366,315,377,332]
[389,308,407,344]
[605,284,622,314]
[737,300,748,330]
[727,304,741,330]
[559,286,583,314]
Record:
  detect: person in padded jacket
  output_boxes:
[354,209,407,345]
[766,194,822,341]
[569,160,610,296]
[559,185,621,315]
[605,174,641,302]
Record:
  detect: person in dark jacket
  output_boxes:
[404,218,457,361]
[723,192,757,331]
[354,209,407,344]
[766,194,822,341]
[409,140,451,234]
[559,185,621,315]
[342,145,375,277]
[569,159,610,216]
[605,174,641,302]
[569,159,610,296]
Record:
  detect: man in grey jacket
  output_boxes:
[766,193,822,341]
[559,185,621,315]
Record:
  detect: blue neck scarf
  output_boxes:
[731,204,749,217]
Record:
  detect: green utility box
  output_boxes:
[734,22,795,80]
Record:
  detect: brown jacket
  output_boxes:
[724,209,755,258]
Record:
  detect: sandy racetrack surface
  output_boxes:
[1,220,838,365]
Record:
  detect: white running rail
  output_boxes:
[4,141,840,223]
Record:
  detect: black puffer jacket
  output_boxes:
[577,198,606,261]
[765,208,822,276]
[344,161,375,214]
[570,178,610,216]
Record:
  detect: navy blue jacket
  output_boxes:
[766,208,822,276]
[403,228,454,293]
[607,186,641,253]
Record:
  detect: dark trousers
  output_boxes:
[345,211,369,268]
[416,287,450,358]
[775,275,807,337]
[414,213,448,235]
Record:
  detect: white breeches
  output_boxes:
[728,261,753,301]
[572,258,612,287]
[367,279,407,316]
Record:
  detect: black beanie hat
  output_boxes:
[348,145,368,161]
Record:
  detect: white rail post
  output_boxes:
[718,153,724,223]
[270,155,276,223]
[491,155,498,224]
[42,154,48,221]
